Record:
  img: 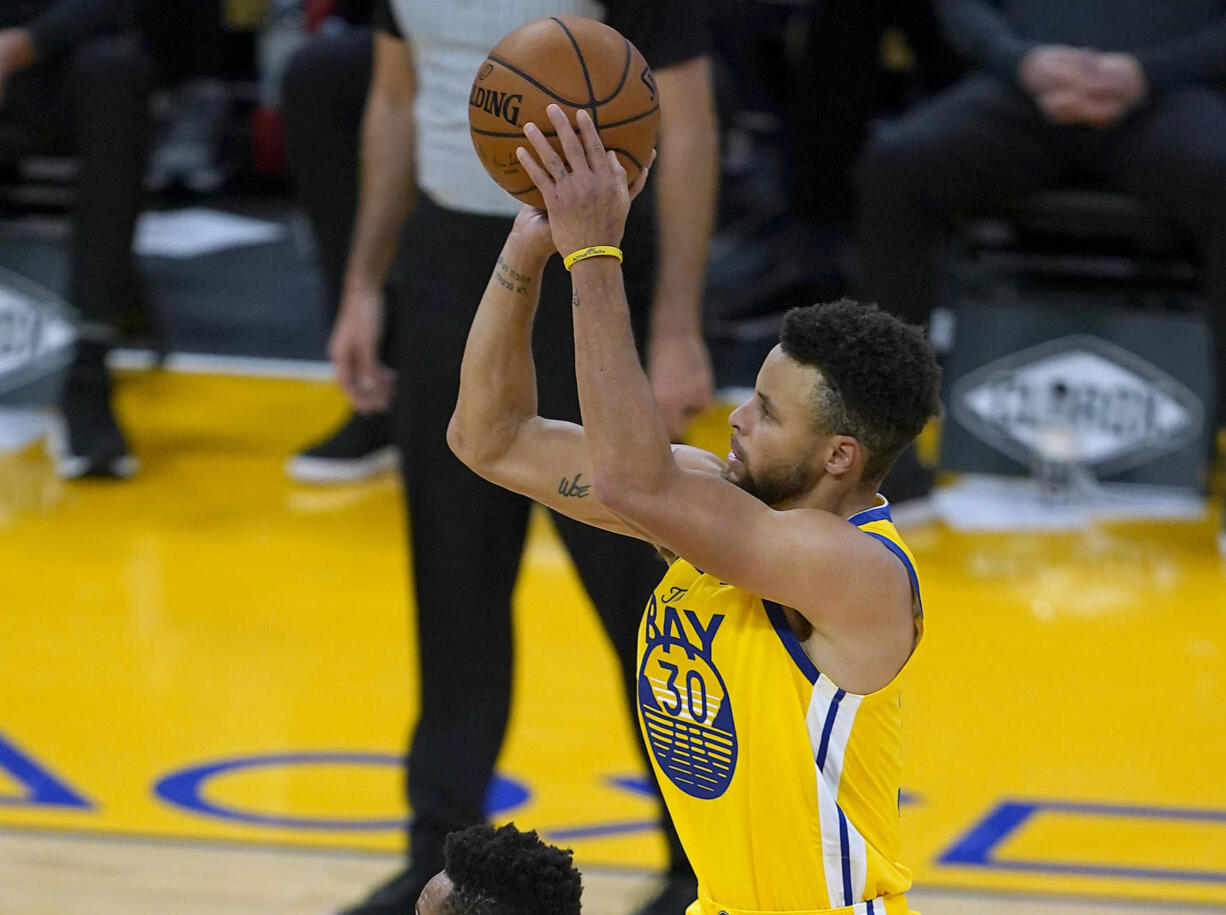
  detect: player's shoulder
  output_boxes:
[671,444,726,475]
[782,506,913,594]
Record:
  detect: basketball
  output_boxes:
[468,16,661,208]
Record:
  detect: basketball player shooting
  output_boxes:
[447,103,942,915]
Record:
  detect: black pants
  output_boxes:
[3,34,154,332]
[854,73,1226,427]
[139,0,226,85]
[283,28,372,324]
[282,30,688,877]
[392,197,681,876]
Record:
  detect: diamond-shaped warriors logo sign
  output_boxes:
[951,335,1204,476]
[0,269,75,403]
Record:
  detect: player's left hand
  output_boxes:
[509,204,555,262]
[517,104,653,258]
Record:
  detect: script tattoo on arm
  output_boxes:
[495,255,533,295]
[571,289,580,308]
[558,472,591,498]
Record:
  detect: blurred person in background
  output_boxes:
[285,3,719,914]
[854,0,1226,503]
[282,0,388,483]
[0,0,154,478]
[140,0,230,195]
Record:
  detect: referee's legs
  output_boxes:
[553,514,696,884]
[402,418,530,880]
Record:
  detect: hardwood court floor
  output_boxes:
[2,368,1225,914]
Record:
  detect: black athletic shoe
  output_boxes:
[632,871,699,915]
[286,411,397,483]
[52,346,138,480]
[337,866,431,915]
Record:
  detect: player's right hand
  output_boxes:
[329,284,396,413]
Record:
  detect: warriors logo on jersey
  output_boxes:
[637,586,738,799]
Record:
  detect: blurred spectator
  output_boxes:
[0,0,154,477]
[854,0,1226,475]
[283,3,718,914]
[790,0,962,223]
[140,0,230,194]
[281,6,388,481]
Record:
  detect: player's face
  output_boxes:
[415,871,454,915]
[725,346,829,507]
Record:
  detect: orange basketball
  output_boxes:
[468,16,661,208]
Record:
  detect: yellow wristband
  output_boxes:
[563,245,623,271]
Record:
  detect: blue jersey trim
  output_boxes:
[847,501,891,526]
[866,899,876,914]
[815,687,845,773]
[863,531,922,612]
[837,806,854,905]
[762,599,820,685]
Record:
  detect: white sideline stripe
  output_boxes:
[108,349,335,380]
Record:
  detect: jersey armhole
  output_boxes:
[862,531,922,615]
[762,599,820,685]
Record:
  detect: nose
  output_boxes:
[728,398,751,433]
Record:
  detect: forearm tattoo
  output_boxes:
[495,256,533,295]
[558,473,591,498]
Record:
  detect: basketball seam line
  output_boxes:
[480,39,635,113]
[610,39,633,100]
[550,17,599,129]
[470,104,659,139]
[609,146,644,171]
[486,54,592,107]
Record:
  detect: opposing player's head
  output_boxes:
[724,299,941,506]
[415,823,583,915]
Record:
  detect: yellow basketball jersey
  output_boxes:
[636,498,923,915]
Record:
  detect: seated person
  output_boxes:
[854,0,1226,469]
[0,0,154,477]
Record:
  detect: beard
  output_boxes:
[723,457,821,508]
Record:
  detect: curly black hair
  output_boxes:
[441,823,582,915]
[780,299,941,485]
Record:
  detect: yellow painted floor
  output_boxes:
[3,369,1226,911]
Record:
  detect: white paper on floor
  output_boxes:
[0,408,52,452]
[933,473,1207,531]
[134,208,287,259]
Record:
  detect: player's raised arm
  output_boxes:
[517,106,941,632]
[447,201,719,539]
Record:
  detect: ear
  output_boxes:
[823,435,863,479]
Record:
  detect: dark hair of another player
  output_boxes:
[780,299,942,485]
[441,823,583,915]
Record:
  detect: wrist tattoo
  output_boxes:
[496,255,533,295]
[558,473,591,499]
[571,289,580,308]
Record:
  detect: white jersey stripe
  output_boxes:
[807,676,868,907]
